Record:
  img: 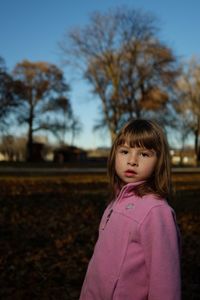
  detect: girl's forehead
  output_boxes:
[117,143,155,151]
[117,135,157,150]
[117,137,147,146]
[119,143,146,148]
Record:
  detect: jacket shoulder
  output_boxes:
[132,194,172,225]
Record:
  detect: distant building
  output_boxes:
[53,145,87,163]
[170,148,196,166]
[87,147,110,163]
[29,142,46,162]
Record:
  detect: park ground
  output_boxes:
[0,171,199,300]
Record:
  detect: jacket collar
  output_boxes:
[116,181,145,202]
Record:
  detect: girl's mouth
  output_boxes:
[124,170,137,177]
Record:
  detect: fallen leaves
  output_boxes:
[0,174,199,299]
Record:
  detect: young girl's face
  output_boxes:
[115,143,158,185]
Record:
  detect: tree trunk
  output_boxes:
[26,104,34,162]
[195,116,200,164]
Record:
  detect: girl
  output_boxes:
[80,119,181,300]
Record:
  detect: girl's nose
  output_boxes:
[128,154,138,166]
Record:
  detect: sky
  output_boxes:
[1,0,200,149]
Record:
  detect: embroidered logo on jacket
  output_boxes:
[125,203,134,209]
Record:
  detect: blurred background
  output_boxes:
[0,0,200,299]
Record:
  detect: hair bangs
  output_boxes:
[116,128,160,153]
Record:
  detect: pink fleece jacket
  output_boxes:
[80,182,181,300]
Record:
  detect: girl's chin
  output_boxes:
[122,178,139,184]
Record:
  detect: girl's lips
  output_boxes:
[124,170,137,177]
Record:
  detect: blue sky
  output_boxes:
[1,0,200,149]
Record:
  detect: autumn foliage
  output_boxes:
[0,173,199,299]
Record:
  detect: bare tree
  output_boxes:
[0,135,27,161]
[49,97,82,146]
[12,60,73,161]
[70,116,83,146]
[175,57,200,163]
[60,7,179,141]
[0,56,18,133]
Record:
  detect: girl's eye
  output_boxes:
[120,149,128,154]
[140,152,150,157]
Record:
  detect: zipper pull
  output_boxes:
[102,209,113,230]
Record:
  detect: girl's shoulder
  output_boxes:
[141,193,169,207]
[132,193,174,225]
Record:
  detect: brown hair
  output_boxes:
[107,119,171,200]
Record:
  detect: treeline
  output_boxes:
[0,58,82,162]
[0,6,200,162]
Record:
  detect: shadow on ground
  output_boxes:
[0,174,199,300]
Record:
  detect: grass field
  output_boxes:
[0,173,199,300]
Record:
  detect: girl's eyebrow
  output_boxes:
[141,149,157,156]
[139,148,156,153]
[118,144,130,149]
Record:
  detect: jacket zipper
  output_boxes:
[102,209,113,230]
